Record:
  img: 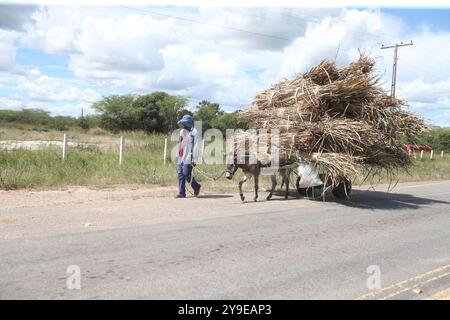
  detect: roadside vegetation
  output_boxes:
[1,124,449,192]
[1,92,450,191]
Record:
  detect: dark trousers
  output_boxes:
[178,163,200,197]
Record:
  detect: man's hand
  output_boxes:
[192,162,196,167]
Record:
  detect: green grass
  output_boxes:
[0,136,230,191]
[396,156,450,182]
[1,127,450,191]
[1,146,449,191]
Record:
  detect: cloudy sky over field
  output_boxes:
[0,3,450,125]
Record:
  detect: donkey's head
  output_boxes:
[225,160,238,180]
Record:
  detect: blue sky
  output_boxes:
[0,6,450,126]
[383,8,450,32]
[16,48,72,78]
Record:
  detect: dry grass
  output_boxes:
[239,53,427,185]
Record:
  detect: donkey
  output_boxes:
[225,155,291,202]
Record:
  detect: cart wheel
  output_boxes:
[296,176,324,198]
[332,177,352,199]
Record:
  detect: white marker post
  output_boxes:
[163,138,168,165]
[441,150,444,159]
[420,149,424,160]
[119,136,124,165]
[430,149,434,160]
[62,133,68,161]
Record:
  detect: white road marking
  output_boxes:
[355,264,450,300]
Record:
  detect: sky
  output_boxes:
[0,4,450,126]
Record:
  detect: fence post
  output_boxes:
[441,150,444,159]
[420,150,424,160]
[430,149,434,160]
[163,138,168,165]
[62,133,67,161]
[119,136,124,165]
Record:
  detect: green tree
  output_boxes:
[91,94,137,132]
[157,94,188,132]
[17,109,52,126]
[418,127,450,151]
[194,100,223,131]
[132,93,165,132]
[212,110,250,133]
[78,116,90,130]
[49,116,77,131]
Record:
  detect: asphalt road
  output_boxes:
[1,181,450,299]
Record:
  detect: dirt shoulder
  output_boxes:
[0,185,177,210]
[1,180,450,242]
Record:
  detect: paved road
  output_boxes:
[1,181,450,299]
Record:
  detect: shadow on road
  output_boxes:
[336,189,450,210]
[196,194,234,199]
[269,188,450,210]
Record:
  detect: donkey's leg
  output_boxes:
[238,175,250,202]
[253,174,259,202]
[285,170,290,200]
[281,169,289,200]
[266,174,277,200]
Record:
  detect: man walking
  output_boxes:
[176,115,201,198]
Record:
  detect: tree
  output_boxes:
[418,127,450,151]
[17,109,52,126]
[157,94,188,132]
[194,100,223,131]
[91,94,137,132]
[212,110,250,133]
[78,116,90,130]
[132,93,164,132]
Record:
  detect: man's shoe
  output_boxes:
[175,194,186,198]
[194,185,201,197]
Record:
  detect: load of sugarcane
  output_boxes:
[237,53,427,185]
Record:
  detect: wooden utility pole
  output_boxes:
[381,41,413,99]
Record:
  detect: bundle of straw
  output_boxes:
[237,53,427,183]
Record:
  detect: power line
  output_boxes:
[117,5,344,51]
[227,7,394,44]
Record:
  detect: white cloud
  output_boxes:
[397,78,450,104]
[0,41,16,71]
[380,28,450,84]
[1,5,450,125]
[17,74,101,102]
[0,5,38,31]
[0,30,18,71]
[139,44,260,107]
[0,97,24,109]
[69,14,178,79]
[278,9,404,78]
[21,6,81,54]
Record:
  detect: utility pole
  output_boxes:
[381,41,413,99]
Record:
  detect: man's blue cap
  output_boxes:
[177,114,193,129]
